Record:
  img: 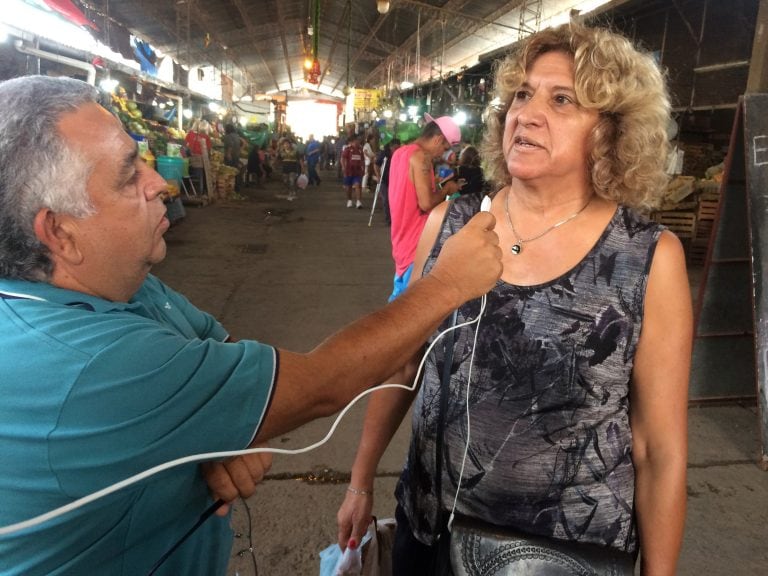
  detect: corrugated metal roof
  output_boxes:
[78,0,622,98]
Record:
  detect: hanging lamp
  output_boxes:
[307,0,321,84]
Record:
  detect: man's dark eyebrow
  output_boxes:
[120,142,139,174]
[117,144,139,182]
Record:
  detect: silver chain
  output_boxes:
[503,188,593,255]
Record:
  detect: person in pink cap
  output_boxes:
[386,113,463,302]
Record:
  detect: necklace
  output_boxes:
[503,189,593,255]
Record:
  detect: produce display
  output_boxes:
[108,90,255,202]
[111,91,186,158]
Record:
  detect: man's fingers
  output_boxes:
[214,502,231,517]
[201,461,239,502]
[466,210,496,231]
[222,458,258,498]
[239,452,272,484]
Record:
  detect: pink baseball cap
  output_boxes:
[424,113,461,145]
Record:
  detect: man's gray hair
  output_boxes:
[0,75,100,281]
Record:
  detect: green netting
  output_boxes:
[240,126,272,148]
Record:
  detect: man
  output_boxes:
[387,113,462,301]
[222,123,244,192]
[0,76,501,575]
[374,138,401,225]
[361,133,376,193]
[305,133,322,186]
[340,133,365,209]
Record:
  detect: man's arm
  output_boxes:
[337,201,452,546]
[204,207,499,508]
[253,210,501,442]
[409,148,444,213]
[630,231,692,576]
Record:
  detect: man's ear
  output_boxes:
[33,209,84,265]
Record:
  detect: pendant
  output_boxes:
[511,244,522,255]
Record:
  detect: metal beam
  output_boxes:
[274,0,295,89]
[364,0,523,87]
[230,0,280,92]
[330,3,393,92]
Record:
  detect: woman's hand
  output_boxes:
[200,451,273,516]
[336,487,374,550]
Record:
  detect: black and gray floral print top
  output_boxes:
[395,193,663,554]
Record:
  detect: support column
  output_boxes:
[747,0,768,93]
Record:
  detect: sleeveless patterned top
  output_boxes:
[395,194,664,554]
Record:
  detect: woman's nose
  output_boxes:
[515,95,546,126]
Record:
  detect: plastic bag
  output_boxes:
[319,517,396,576]
[335,539,362,575]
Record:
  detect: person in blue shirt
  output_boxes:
[0,75,503,576]
[305,133,322,186]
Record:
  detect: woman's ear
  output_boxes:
[33,209,84,265]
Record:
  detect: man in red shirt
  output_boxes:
[341,133,365,209]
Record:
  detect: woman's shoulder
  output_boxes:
[616,204,663,237]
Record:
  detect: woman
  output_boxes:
[455,145,486,198]
[184,119,212,194]
[278,138,302,200]
[337,21,691,576]
[362,133,377,192]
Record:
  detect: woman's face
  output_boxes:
[502,51,599,187]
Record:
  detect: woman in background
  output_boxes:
[455,145,486,199]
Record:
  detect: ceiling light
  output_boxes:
[453,110,467,126]
[99,77,119,93]
[383,109,392,119]
[208,102,220,112]
[399,81,414,90]
[376,0,390,14]
[182,108,193,119]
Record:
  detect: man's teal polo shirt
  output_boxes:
[0,274,277,575]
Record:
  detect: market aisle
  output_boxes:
[152,168,411,575]
[152,170,768,576]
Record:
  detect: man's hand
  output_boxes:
[200,451,272,516]
[427,211,501,304]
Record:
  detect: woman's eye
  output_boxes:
[513,90,530,101]
[554,94,574,105]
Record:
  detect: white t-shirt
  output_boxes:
[363,142,374,166]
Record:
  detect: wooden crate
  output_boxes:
[653,210,697,239]
[697,199,719,223]
[688,197,720,265]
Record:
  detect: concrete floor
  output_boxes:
[151,170,768,575]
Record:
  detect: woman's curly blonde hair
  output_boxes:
[481,21,672,210]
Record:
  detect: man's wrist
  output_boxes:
[415,273,464,311]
